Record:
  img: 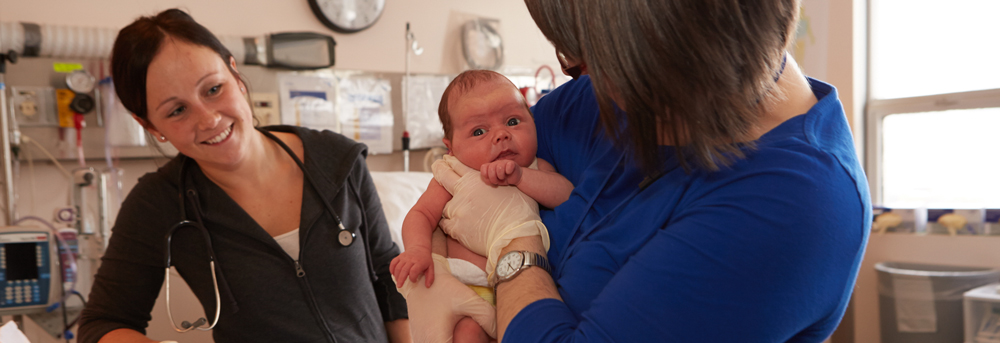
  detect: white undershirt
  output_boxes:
[273,228,301,259]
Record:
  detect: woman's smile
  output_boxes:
[203,123,234,145]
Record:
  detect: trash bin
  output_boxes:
[877,262,1000,343]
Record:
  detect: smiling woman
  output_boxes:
[140,38,254,170]
[77,8,410,343]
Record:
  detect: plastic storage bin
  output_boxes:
[877,262,1000,343]
[963,283,1000,343]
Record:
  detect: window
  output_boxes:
[866,0,1000,208]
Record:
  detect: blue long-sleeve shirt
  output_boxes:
[508,76,871,342]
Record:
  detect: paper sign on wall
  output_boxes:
[336,73,393,154]
[404,75,451,149]
[278,73,338,133]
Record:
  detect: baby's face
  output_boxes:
[444,80,537,170]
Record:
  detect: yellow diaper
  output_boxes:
[467,285,495,306]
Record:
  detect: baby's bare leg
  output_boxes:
[444,232,491,342]
[454,317,489,343]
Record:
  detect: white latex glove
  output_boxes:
[394,254,497,342]
[433,155,550,282]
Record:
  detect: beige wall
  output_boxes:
[0,0,559,75]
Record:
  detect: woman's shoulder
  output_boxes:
[265,125,365,150]
[681,137,870,234]
[266,125,370,188]
[132,155,186,196]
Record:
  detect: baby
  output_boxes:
[390,70,573,343]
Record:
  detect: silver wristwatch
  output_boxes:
[491,250,551,287]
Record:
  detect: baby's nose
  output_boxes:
[493,129,510,143]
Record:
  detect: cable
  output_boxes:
[26,148,36,214]
[21,135,73,180]
[57,290,87,340]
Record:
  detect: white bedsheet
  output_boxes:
[370,171,434,252]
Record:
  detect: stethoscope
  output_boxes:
[164,128,376,333]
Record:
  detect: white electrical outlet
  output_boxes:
[11,86,59,126]
[251,92,281,126]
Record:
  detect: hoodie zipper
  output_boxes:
[292,226,339,343]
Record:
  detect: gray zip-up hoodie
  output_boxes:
[79,126,407,343]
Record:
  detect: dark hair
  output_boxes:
[526,0,800,173]
[438,69,530,140]
[111,8,243,121]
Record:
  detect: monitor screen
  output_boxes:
[5,243,39,281]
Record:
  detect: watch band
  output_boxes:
[522,251,551,274]
[492,251,551,287]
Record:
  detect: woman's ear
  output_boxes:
[132,114,166,142]
[229,56,246,94]
[229,56,240,73]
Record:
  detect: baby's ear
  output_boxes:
[442,138,452,154]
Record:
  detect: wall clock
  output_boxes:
[308,0,386,33]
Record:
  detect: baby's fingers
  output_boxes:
[505,160,517,175]
[389,257,400,274]
[395,263,411,288]
[425,263,435,287]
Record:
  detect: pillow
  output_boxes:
[370,171,434,252]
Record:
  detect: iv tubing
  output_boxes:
[21,135,73,180]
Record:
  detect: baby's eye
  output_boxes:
[473,128,485,137]
[207,84,222,95]
[507,118,520,126]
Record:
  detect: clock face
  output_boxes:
[309,0,386,33]
[497,252,524,278]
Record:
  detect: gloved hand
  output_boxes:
[433,155,549,282]
[394,254,497,341]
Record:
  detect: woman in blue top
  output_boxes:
[445,0,872,342]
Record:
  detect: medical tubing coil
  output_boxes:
[0,22,248,61]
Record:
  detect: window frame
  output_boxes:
[864,87,1000,205]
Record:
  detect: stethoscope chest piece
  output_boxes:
[338,224,355,247]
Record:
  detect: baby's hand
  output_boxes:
[480,160,522,186]
[390,247,434,288]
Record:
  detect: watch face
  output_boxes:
[309,0,386,33]
[497,252,524,279]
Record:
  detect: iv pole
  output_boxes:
[1,50,19,225]
[403,23,423,172]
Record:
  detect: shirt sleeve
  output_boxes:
[77,175,173,343]
[505,151,868,342]
[351,153,409,322]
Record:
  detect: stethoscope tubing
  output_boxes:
[163,128,375,335]
[165,260,221,332]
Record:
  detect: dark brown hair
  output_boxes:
[526,0,800,173]
[111,8,244,121]
[438,69,530,140]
